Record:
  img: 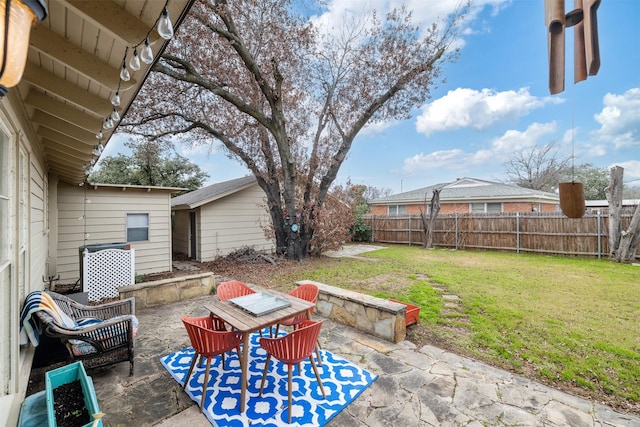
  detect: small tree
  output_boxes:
[504,141,572,192]
[89,138,208,193]
[606,166,640,263]
[571,163,609,200]
[348,184,371,242]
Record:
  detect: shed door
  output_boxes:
[189,211,197,260]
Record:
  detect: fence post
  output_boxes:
[455,214,459,249]
[516,212,520,254]
[409,215,412,246]
[597,211,601,259]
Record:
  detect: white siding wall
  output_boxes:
[56,183,174,281]
[0,102,49,426]
[199,185,274,262]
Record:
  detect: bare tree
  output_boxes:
[123,0,465,259]
[503,141,572,192]
[607,166,640,263]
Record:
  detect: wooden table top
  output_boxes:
[204,291,315,334]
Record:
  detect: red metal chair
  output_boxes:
[259,320,326,423]
[181,316,243,412]
[273,283,318,335]
[213,280,265,336]
[273,283,321,363]
[216,280,255,301]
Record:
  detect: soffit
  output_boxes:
[14,0,193,184]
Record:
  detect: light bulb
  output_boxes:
[120,64,131,81]
[129,49,141,71]
[96,130,103,139]
[90,158,96,166]
[111,91,121,106]
[98,143,104,153]
[104,117,114,129]
[111,109,120,121]
[157,8,174,40]
[141,38,154,64]
[92,148,100,156]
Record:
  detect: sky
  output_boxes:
[102,0,640,194]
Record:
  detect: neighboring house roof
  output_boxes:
[369,177,559,205]
[171,175,257,209]
[586,199,640,208]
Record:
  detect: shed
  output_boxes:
[171,176,275,261]
[53,181,184,285]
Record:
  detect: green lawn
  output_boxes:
[266,245,640,409]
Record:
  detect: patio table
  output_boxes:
[204,290,315,413]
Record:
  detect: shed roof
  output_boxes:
[370,177,559,204]
[85,182,186,193]
[171,175,257,209]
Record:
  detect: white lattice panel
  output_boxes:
[83,248,135,302]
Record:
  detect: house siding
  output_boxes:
[0,103,50,426]
[55,183,174,282]
[197,184,274,261]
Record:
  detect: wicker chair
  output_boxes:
[34,291,137,375]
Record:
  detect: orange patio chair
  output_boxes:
[273,283,318,335]
[181,316,243,412]
[214,280,264,335]
[273,283,321,363]
[216,280,255,301]
[259,320,326,423]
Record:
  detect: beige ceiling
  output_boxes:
[15,0,194,184]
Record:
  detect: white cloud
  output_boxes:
[609,160,640,182]
[593,88,640,149]
[415,88,560,137]
[403,121,557,174]
[403,149,469,173]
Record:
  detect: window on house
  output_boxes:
[387,205,406,216]
[127,213,149,242]
[471,202,502,213]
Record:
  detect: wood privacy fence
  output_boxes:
[364,210,639,259]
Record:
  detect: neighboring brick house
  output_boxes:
[369,178,560,216]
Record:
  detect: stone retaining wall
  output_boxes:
[295,280,407,343]
[119,272,214,309]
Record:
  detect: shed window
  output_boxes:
[388,205,406,216]
[127,213,149,242]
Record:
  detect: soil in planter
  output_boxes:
[53,380,90,427]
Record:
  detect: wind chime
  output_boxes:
[545,0,601,218]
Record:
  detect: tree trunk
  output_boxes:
[606,166,624,260]
[420,189,441,249]
[606,166,640,263]
[616,204,640,262]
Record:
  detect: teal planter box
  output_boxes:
[45,361,102,427]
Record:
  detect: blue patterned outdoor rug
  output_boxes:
[160,330,377,426]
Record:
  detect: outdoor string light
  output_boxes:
[90,0,174,176]
[0,0,48,97]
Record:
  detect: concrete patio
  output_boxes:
[27,293,640,427]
